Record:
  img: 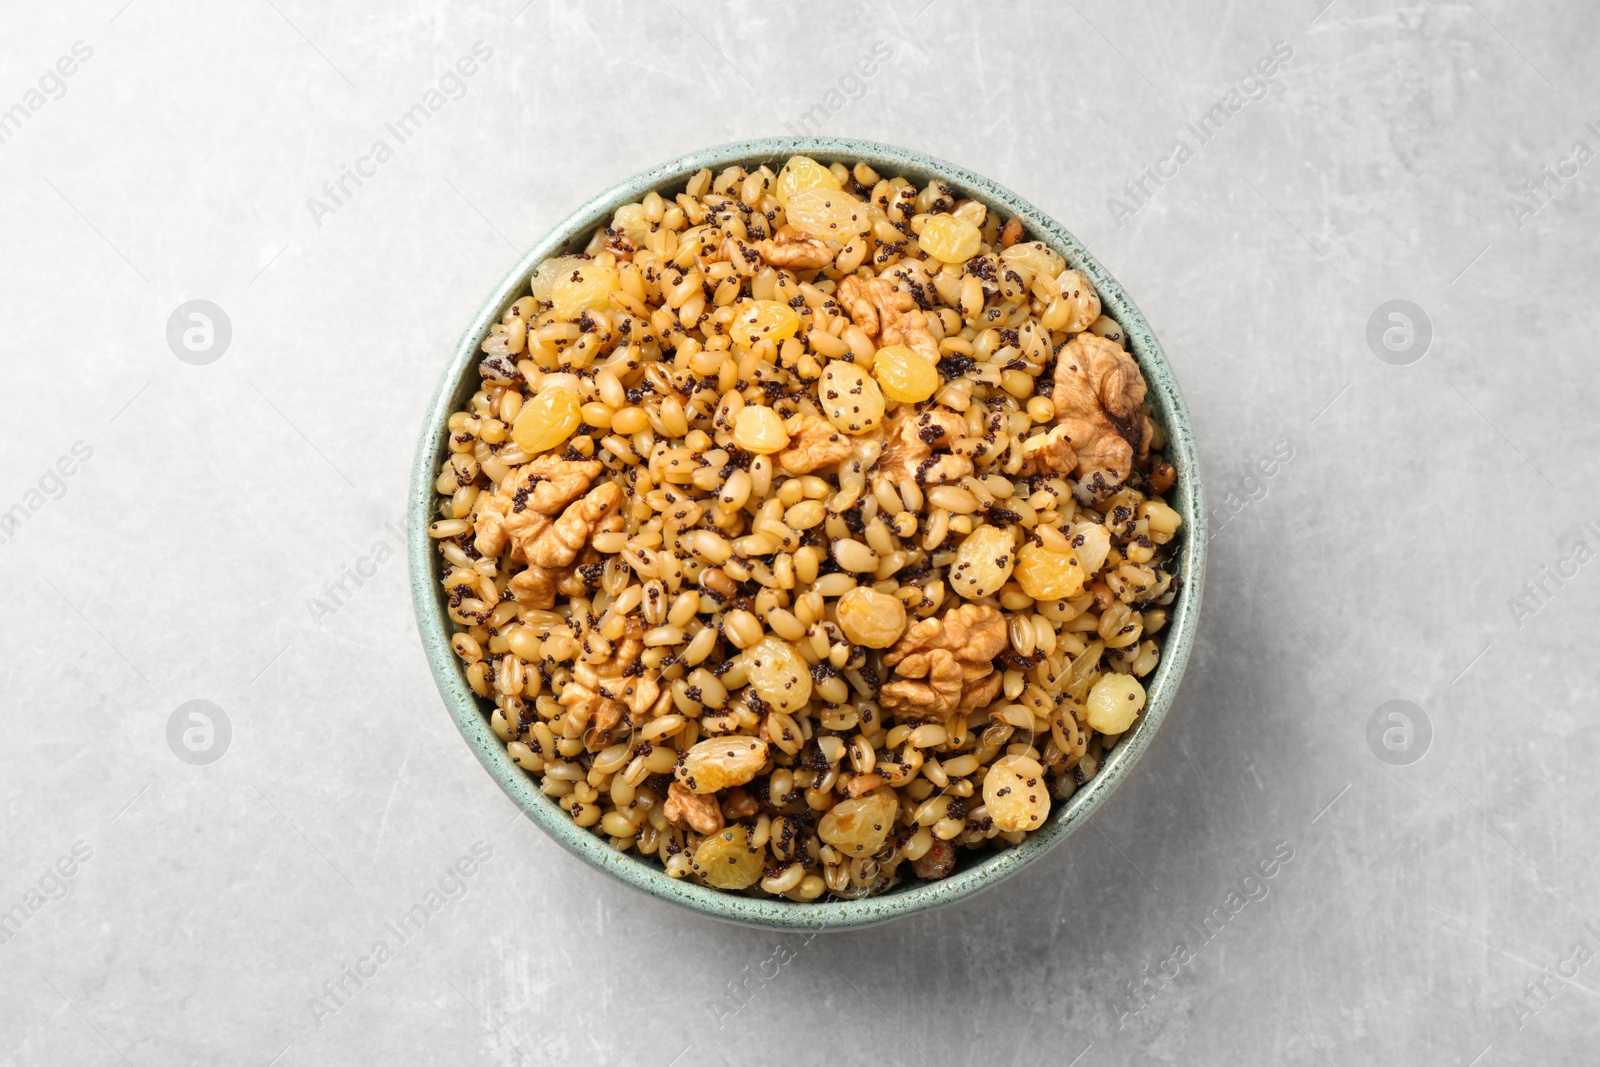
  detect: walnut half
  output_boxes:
[557,615,668,751]
[881,603,1008,717]
[1050,333,1148,495]
[836,274,940,365]
[776,412,854,475]
[473,454,604,560]
[665,781,724,835]
[756,226,835,270]
[508,480,625,610]
[874,405,972,486]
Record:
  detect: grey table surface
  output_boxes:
[3,1,1597,1064]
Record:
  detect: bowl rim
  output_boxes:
[409,136,1207,931]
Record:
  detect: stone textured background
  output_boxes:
[3,1,1597,1064]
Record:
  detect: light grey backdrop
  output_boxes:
[2,0,1596,1064]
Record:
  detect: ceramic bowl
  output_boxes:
[409,137,1207,931]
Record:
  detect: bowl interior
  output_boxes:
[410,137,1207,931]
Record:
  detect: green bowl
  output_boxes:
[409,137,1207,931]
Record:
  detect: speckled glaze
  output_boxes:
[409,137,1207,931]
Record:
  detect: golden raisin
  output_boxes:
[818,791,898,855]
[983,754,1050,832]
[732,405,790,453]
[744,637,813,713]
[1086,673,1145,734]
[773,155,842,207]
[1013,542,1086,601]
[785,188,871,240]
[949,524,1016,600]
[677,736,769,794]
[999,241,1063,285]
[730,300,800,347]
[551,262,617,318]
[691,826,764,890]
[610,203,652,244]
[511,388,582,454]
[872,344,940,403]
[529,255,588,302]
[835,587,908,648]
[918,214,982,264]
[818,360,885,435]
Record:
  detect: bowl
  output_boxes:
[409,136,1207,931]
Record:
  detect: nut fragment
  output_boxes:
[665,781,724,834]
[755,226,834,269]
[558,615,646,750]
[472,454,603,559]
[508,480,625,609]
[874,406,971,485]
[881,603,1008,715]
[776,413,854,475]
[1018,424,1078,477]
[1052,333,1148,494]
[836,274,939,365]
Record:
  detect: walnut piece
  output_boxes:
[776,413,854,475]
[473,454,603,559]
[881,603,1008,716]
[1051,333,1147,495]
[836,274,939,365]
[665,781,724,835]
[558,615,652,750]
[874,406,972,485]
[509,480,625,610]
[756,226,834,270]
[1018,423,1078,477]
